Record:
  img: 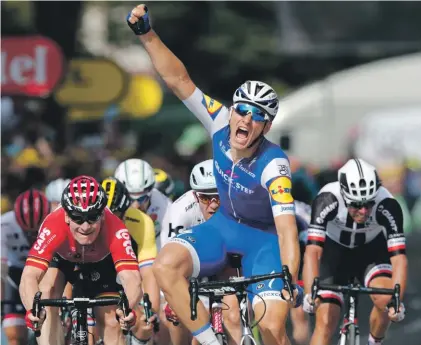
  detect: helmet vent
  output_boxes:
[359,179,366,188]
[246,81,251,94]
[255,84,264,94]
[200,167,205,176]
[260,89,272,98]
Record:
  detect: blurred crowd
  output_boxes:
[2,96,421,233]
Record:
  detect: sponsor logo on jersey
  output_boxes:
[280,205,295,212]
[215,161,254,194]
[185,202,195,212]
[269,177,293,204]
[202,94,223,119]
[115,228,136,259]
[277,164,290,176]
[316,201,338,224]
[237,164,256,178]
[377,205,398,232]
[34,228,55,255]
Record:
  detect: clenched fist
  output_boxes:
[127,4,151,35]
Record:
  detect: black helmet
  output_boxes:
[101,176,132,216]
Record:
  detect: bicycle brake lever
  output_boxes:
[282,265,293,303]
[118,290,130,336]
[189,278,199,321]
[311,277,319,305]
[394,284,401,314]
[32,291,42,337]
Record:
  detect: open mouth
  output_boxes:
[236,126,249,140]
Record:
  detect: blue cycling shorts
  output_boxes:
[168,211,284,307]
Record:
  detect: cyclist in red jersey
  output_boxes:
[19,176,154,345]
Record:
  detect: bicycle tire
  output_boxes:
[346,324,356,345]
[216,333,226,345]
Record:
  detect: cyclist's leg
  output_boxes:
[241,234,291,345]
[290,222,310,345]
[290,307,309,345]
[309,237,349,345]
[37,256,70,345]
[153,212,227,345]
[3,267,27,345]
[362,234,394,344]
[219,267,241,345]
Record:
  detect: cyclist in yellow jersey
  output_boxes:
[102,177,160,315]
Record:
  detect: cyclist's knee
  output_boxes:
[222,306,240,330]
[256,301,288,335]
[314,303,341,332]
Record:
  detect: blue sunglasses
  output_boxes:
[233,103,270,122]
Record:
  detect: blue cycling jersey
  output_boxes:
[183,88,296,230]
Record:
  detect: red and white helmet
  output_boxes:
[61,175,107,223]
[14,189,50,231]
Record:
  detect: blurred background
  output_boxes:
[1,1,421,344]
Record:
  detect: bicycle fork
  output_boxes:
[339,295,360,345]
[237,293,257,345]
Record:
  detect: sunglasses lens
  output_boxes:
[70,213,101,224]
[197,193,220,205]
[349,201,375,209]
[234,104,267,122]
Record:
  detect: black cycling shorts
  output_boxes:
[318,233,392,306]
[50,254,123,298]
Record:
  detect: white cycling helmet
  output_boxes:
[233,80,279,119]
[45,178,71,202]
[338,158,381,203]
[114,159,155,195]
[190,159,217,192]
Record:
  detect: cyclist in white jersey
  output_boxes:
[302,159,407,345]
[127,6,303,345]
[1,189,50,345]
[114,158,172,250]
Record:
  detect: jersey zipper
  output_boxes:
[228,159,242,219]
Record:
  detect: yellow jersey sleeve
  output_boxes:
[124,207,158,268]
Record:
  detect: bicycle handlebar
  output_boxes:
[32,290,130,337]
[189,265,294,321]
[311,277,401,314]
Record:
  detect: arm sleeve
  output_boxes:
[375,197,406,257]
[261,157,296,217]
[137,213,158,268]
[26,218,65,271]
[108,216,140,273]
[306,192,339,247]
[182,87,229,136]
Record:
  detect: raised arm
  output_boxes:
[127,4,196,100]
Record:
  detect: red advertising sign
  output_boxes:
[1,36,65,97]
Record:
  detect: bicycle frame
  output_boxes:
[338,294,360,345]
[190,265,293,345]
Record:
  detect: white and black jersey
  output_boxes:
[161,190,205,249]
[307,182,405,257]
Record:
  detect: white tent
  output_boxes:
[266,53,421,167]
